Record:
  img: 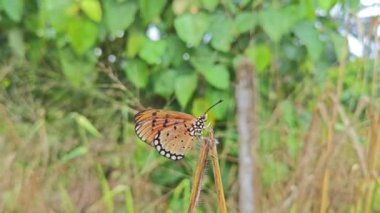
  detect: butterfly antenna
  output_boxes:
[203,100,223,115]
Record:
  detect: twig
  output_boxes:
[188,137,210,213]
[209,129,227,213]
[188,129,227,213]
[98,63,144,110]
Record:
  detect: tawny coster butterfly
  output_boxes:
[134,100,223,160]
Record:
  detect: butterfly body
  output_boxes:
[134,109,206,160]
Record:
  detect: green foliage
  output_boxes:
[7,29,25,57]
[104,0,137,37]
[174,13,210,46]
[1,0,23,22]
[209,13,234,52]
[154,69,176,98]
[246,44,271,73]
[138,40,167,64]
[175,72,197,108]
[60,146,88,163]
[198,64,230,90]
[126,31,146,57]
[67,17,98,54]
[294,21,324,62]
[234,12,257,34]
[200,0,219,11]
[0,0,374,212]
[259,5,306,43]
[139,0,167,24]
[80,0,102,22]
[60,48,97,87]
[123,59,149,89]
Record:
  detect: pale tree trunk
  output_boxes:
[236,59,259,213]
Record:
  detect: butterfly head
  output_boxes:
[190,100,223,136]
[190,115,206,136]
[196,114,207,128]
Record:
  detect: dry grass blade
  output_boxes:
[364,110,380,213]
[188,128,227,213]
[209,129,227,213]
[188,137,210,213]
[320,40,347,212]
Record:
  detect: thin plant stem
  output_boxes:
[209,129,227,213]
[188,138,210,213]
[188,129,227,213]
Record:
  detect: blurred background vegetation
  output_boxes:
[0,0,379,212]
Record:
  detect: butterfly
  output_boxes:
[134,100,223,160]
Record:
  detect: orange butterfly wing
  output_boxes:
[134,109,198,160]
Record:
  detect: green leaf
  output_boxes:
[154,69,176,98]
[192,98,210,118]
[7,28,25,58]
[245,44,271,72]
[45,0,73,32]
[1,79,10,90]
[80,0,102,22]
[294,21,323,61]
[198,64,230,90]
[138,40,167,64]
[175,72,198,108]
[282,43,301,60]
[139,0,167,23]
[67,17,98,54]
[104,0,137,37]
[259,6,305,42]
[318,0,337,12]
[329,31,347,60]
[225,0,238,14]
[123,60,149,88]
[191,46,230,89]
[209,14,234,52]
[190,45,218,70]
[60,146,88,163]
[59,48,97,87]
[73,112,101,137]
[164,36,187,67]
[169,179,190,210]
[205,89,230,120]
[235,12,257,34]
[174,13,210,46]
[191,98,224,123]
[200,0,219,11]
[126,31,146,58]
[1,0,23,22]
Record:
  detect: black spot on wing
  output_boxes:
[152,119,157,127]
